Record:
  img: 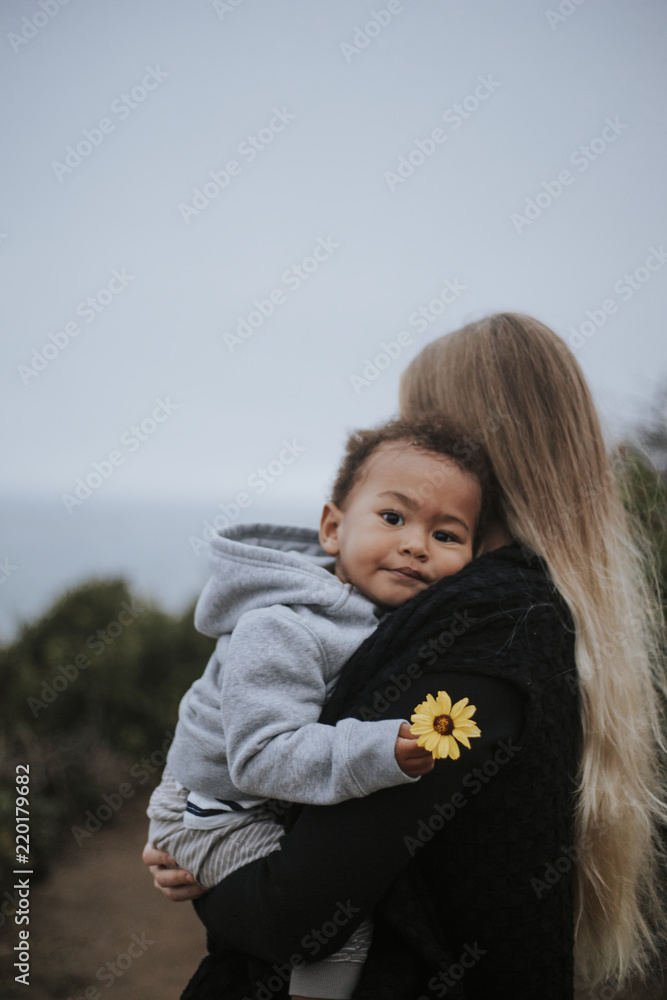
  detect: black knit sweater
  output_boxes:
[183,544,580,1000]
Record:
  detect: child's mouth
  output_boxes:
[387,566,426,582]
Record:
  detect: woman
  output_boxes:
[144,314,667,999]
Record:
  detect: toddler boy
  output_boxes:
[147,416,490,1000]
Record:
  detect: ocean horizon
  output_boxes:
[1,493,317,643]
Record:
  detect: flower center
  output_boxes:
[433,714,453,736]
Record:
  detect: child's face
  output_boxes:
[319,442,481,608]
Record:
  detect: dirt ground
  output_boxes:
[2,793,665,999]
[1,793,206,1000]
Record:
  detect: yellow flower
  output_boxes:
[410,690,481,760]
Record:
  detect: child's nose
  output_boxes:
[399,530,427,557]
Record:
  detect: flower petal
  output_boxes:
[410,720,434,735]
[411,710,433,723]
[411,691,480,758]
[454,705,477,721]
[450,697,469,718]
[435,690,452,714]
[453,720,481,734]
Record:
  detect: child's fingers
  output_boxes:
[396,736,432,758]
[152,876,207,901]
[396,728,436,776]
[142,841,179,868]
[415,757,435,774]
[403,756,435,776]
[395,739,436,777]
[402,752,433,768]
[151,866,199,889]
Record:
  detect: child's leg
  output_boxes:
[288,917,373,1000]
[149,770,370,998]
[147,767,283,887]
[146,766,190,861]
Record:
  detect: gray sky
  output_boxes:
[2,0,667,522]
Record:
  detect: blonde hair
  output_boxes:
[400,313,667,990]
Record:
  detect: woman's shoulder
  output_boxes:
[409,542,572,634]
[369,542,576,688]
[441,541,555,594]
[323,543,577,727]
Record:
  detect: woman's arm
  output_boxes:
[196,670,524,964]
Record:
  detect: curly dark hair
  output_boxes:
[330,417,496,546]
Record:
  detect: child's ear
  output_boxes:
[319,502,343,555]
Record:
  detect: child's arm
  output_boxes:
[220,607,432,804]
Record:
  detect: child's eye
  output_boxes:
[381,511,404,526]
[433,530,459,543]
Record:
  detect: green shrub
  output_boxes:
[0,579,214,883]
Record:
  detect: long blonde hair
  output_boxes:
[400,313,667,990]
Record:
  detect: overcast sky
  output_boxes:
[2,0,666,526]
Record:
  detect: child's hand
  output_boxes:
[395,722,435,777]
[142,842,206,902]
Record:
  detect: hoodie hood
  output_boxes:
[194,523,343,637]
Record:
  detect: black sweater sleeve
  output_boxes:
[196,670,524,964]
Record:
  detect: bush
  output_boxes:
[617,444,667,610]
[0,578,214,883]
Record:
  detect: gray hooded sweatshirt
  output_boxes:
[166,523,417,806]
